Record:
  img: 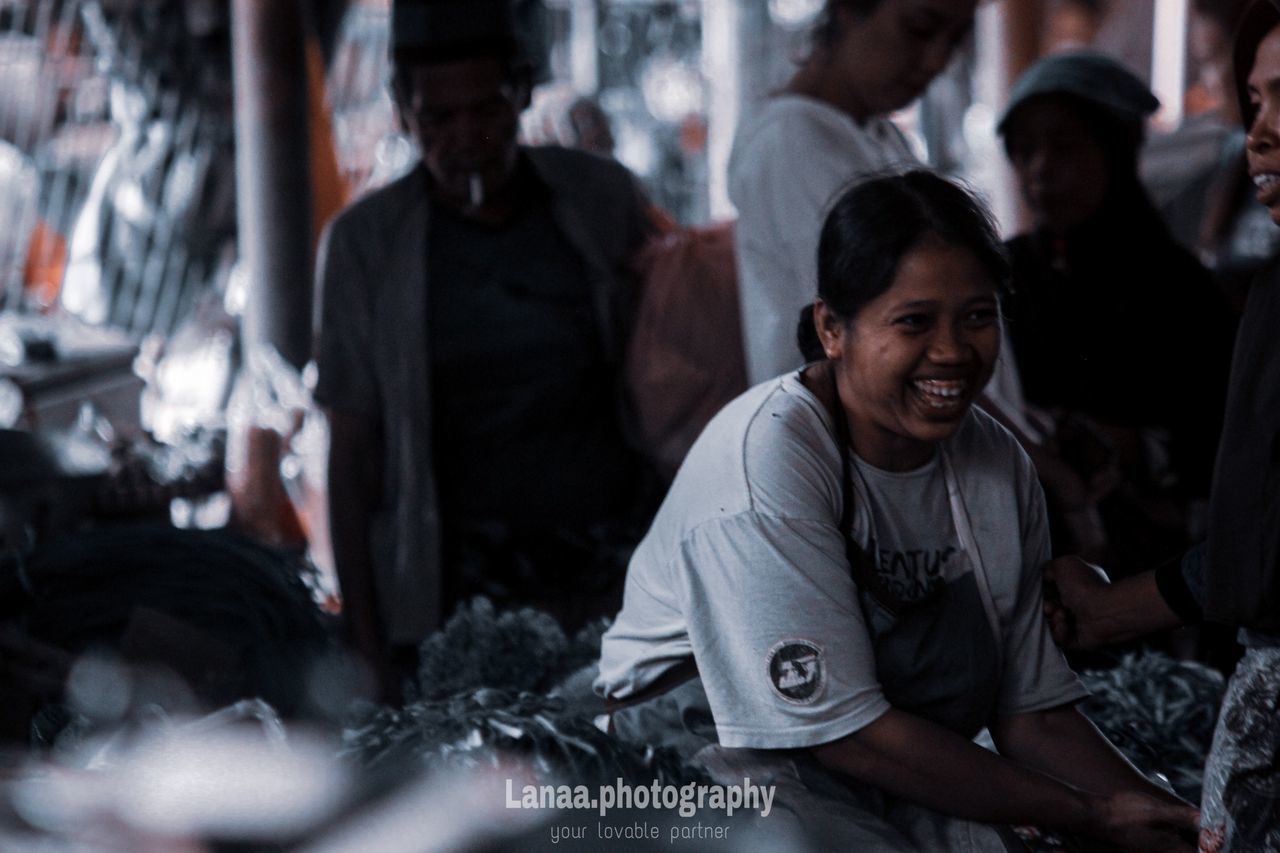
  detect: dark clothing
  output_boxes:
[1005,201,1236,498]
[1154,542,1208,626]
[427,161,640,533]
[313,147,654,644]
[1154,257,1280,645]
[1204,257,1280,633]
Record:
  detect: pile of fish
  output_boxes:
[1077,652,1227,801]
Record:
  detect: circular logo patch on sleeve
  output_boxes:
[767,640,824,704]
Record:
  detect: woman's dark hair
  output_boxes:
[812,0,885,49]
[1234,1,1280,131]
[816,170,1011,322]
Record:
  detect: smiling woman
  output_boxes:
[1245,23,1280,218]
[594,172,1199,850]
[809,173,1008,471]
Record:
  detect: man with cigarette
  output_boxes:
[314,0,653,698]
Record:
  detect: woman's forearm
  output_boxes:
[811,708,1101,833]
[990,707,1185,806]
[810,707,1198,849]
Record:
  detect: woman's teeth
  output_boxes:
[913,379,967,408]
[1254,173,1280,190]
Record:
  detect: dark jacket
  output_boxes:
[1005,195,1236,497]
[312,147,652,643]
[1204,255,1280,632]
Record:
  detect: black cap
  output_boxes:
[392,0,518,57]
[997,51,1159,136]
[1234,0,1280,130]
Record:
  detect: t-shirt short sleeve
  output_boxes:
[996,459,1090,715]
[677,511,891,749]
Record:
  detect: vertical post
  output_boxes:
[231,0,314,369]
[702,0,740,222]
[999,0,1042,234]
[1002,0,1042,93]
[971,2,1018,236]
[1151,0,1189,130]
[569,0,598,94]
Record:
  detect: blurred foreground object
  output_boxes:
[0,522,331,745]
[0,312,141,434]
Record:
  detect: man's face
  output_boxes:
[1246,25,1280,224]
[399,57,526,211]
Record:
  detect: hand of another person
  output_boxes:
[1042,557,1184,650]
[1042,555,1112,650]
[1094,790,1200,853]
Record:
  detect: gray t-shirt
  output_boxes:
[853,452,959,604]
[596,373,1087,750]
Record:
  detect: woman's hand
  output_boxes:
[1092,790,1200,852]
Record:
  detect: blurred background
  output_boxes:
[0,2,1263,848]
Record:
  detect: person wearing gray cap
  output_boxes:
[996,51,1235,571]
[313,0,656,700]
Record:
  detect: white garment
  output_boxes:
[727,96,915,385]
[595,372,1087,750]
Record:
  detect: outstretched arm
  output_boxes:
[990,705,1181,804]
[811,708,1198,852]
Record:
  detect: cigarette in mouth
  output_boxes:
[468,173,484,209]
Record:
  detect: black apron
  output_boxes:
[830,369,1005,739]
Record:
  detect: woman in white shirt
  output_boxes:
[729,0,977,385]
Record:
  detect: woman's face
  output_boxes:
[1004,96,1111,234]
[827,0,977,120]
[1246,26,1280,224]
[817,236,1000,471]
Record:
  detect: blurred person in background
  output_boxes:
[998,52,1236,576]
[727,0,977,387]
[314,0,655,700]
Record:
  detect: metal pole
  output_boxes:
[702,0,740,223]
[231,0,314,369]
[1001,0,1042,234]
[1002,0,1042,91]
[1151,0,1188,131]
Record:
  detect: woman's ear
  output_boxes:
[813,298,846,360]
